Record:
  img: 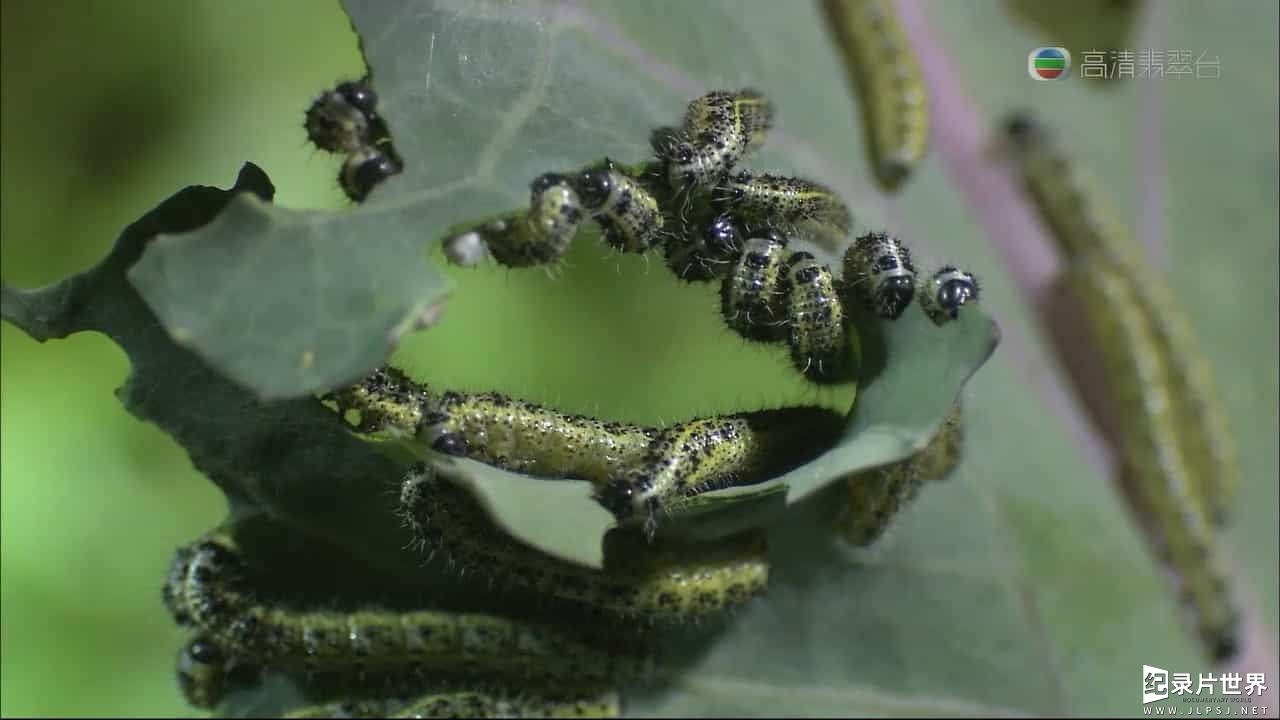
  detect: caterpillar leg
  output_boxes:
[172,524,649,684]
[835,404,964,546]
[399,463,770,623]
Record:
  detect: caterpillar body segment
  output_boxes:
[399,464,771,622]
[821,0,930,191]
[715,171,853,239]
[573,159,667,253]
[170,528,650,684]
[840,231,917,320]
[785,252,854,383]
[1068,257,1239,662]
[835,404,964,546]
[720,231,792,342]
[443,174,586,268]
[282,687,621,719]
[655,89,776,194]
[1002,111,1238,525]
[592,406,846,537]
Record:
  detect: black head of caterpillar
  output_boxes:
[720,230,791,342]
[840,231,917,320]
[442,173,585,267]
[176,633,263,711]
[572,159,665,253]
[662,212,745,283]
[305,79,382,156]
[340,146,404,204]
[654,89,775,194]
[785,251,853,384]
[919,265,981,325]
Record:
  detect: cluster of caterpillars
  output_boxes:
[439,88,981,384]
[304,79,983,384]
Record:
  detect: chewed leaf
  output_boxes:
[128,175,458,401]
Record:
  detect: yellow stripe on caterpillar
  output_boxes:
[1002,111,1238,526]
[1068,256,1239,662]
[653,89,775,194]
[715,171,853,239]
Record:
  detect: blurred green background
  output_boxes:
[1,1,1276,717]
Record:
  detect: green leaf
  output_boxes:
[7,0,1271,718]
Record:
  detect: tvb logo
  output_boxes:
[1029,47,1071,81]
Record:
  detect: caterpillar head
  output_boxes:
[922,266,981,324]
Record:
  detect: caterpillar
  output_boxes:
[1002,111,1238,527]
[652,89,775,194]
[918,266,981,325]
[574,159,668,253]
[839,231,917,320]
[166,526,652,684]
[443,174,586,268]
[820,0,930,192]
[785,251,854,383]
[304,78,404,203]
[325,366,844,533]
[720,231,791,341]
[662,212,744,282]
[835,403,964,546]
[400,463,772,622]
[281,687,620,719]
[1066,256,1239,662]
[175,633,259,710]
[714,171,853,239]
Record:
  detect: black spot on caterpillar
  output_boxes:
[721,231,791,342]
[399,464,771,623]
[326,366,845,529]
[305,80,383,156]
[918,265,981,325]
[574,159,667,253]
[835,403,964,546]
[303,78,404,203]
[821,0,930,192]
[785,251,854,383]
[169,526,651,684]
[1067,257,1240,662]
[443,174,586,268]
[1002,111,1238,528]
[653,89,775,195]
[840,231,917,320]
[714,171,853,239]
